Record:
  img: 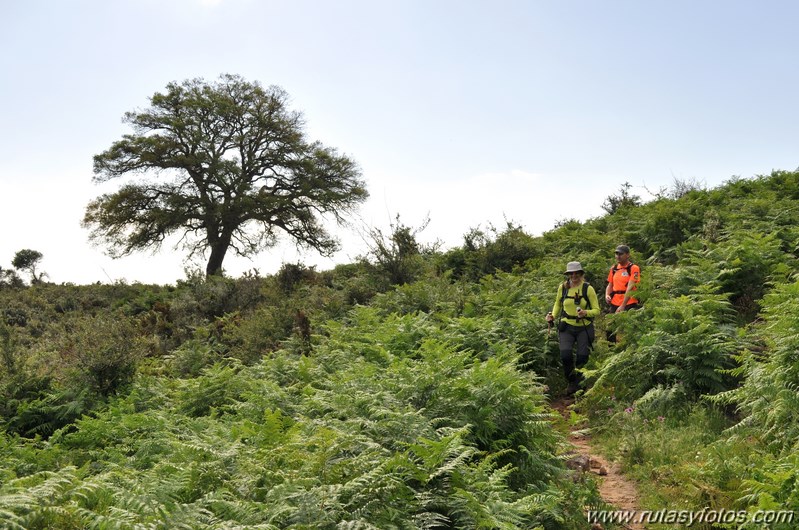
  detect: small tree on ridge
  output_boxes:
[11,249,46,284]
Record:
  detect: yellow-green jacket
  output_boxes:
[552,281,600,327]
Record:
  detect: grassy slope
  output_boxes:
[3,170,799,528]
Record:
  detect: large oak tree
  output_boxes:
[84,74,368,277]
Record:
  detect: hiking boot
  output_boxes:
[565,381,579,396]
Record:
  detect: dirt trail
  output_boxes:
[552,397,645,530]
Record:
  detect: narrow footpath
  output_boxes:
[552,397,645,530]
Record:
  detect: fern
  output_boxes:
[727,280,799,454]
[0,260,604,529]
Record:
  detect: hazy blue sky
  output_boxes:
[2,0,797,284]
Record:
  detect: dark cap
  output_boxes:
[615,245,630,254]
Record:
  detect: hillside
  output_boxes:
[2,170,799,528]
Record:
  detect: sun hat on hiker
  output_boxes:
[564,261,584,274]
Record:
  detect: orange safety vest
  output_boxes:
[607,262,640,306]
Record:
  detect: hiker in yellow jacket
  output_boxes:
[546,261,600,395]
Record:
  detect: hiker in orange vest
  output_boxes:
[605,245,640,313]
[546,261,600,395]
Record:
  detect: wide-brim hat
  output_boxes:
[564,261,584,274]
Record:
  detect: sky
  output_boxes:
[2,0,798,285]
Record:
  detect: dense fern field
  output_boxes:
[0,269,601,528]
[0,315,591,528]
[3,170,799,528]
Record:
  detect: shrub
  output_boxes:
[57,314,148,397]
[440,222,544,281]
[364,214,434,286]
[172,270,266,322]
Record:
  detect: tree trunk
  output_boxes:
[206,235,231,277]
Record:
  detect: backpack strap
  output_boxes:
[560,280,570,305]
[561,281,593,321]
[612,262,634,275]
[610,262,635,296]
[582,282,591,310]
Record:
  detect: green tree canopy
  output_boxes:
[83,74,368,277]
[0,266,24,289]
[11,249,45,284]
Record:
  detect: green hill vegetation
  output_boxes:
[2,169,799,528]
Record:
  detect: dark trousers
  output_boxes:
[559,323,594,383]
